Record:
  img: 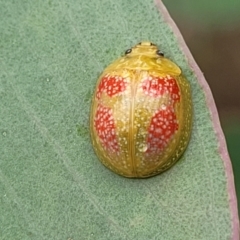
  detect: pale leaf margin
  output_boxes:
[155,0,239,239]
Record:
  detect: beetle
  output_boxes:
[90,41,192,178]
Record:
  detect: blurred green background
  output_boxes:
[163,0,240,214]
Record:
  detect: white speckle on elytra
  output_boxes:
[155,128,162,133]
[166,130,171,136]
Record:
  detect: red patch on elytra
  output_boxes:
[142,76,180,101]
[146,106,178,154]
[94,104,119,152]
[96,75,127,99]
[142,76,181,155]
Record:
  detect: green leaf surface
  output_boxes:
[0,0,238,239]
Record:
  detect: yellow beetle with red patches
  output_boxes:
[90,42,192,178]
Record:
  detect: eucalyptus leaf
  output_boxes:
[0,0,238,239]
